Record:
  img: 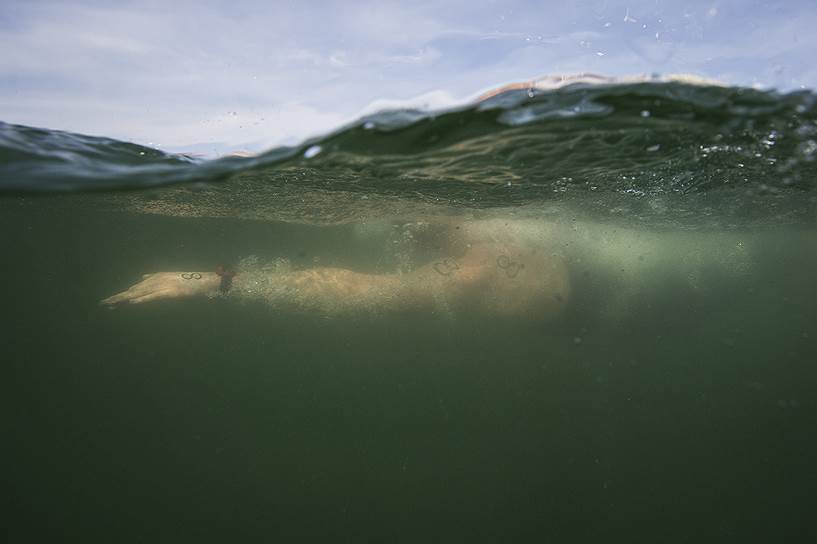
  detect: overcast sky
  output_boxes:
[1,0,814,155]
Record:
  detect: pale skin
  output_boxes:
[101,221,571,318]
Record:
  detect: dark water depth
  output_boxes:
[3,196,816,542]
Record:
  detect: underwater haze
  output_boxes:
[3,0,817,541]
[3,76,817,541]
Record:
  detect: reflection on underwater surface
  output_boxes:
[2,76,817,230]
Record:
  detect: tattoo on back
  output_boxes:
[181,273,202,280]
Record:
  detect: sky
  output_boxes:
[1,0,815,155]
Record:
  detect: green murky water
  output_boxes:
[3,80,816,541]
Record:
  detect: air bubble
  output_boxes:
[303,145,322,159]
[798,139,817,160]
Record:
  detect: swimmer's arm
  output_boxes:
[232,267,426,313]
[100,272,221,306]
[100,267,445,312]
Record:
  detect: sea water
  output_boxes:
[3,80,816,541]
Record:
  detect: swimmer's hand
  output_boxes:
[100,272,220,307]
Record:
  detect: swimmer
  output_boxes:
[100,209,756,323]
[103,75,741,319]
[100,219,571,318]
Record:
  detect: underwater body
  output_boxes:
[3,77,816,541]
